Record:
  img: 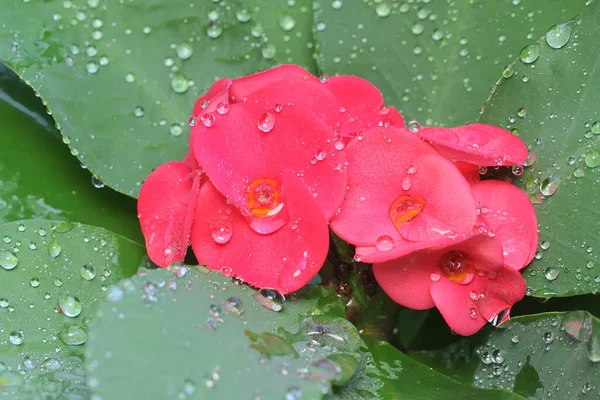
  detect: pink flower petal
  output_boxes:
[190,172,329,294]
[324,75,405,135]
[372,251,438,310]
[137,162,202,267]
[191,78,232,118]
[472,180,539,270]
[455,162,481,184]
[416,124,528,166]
[192,102,346,220]
[229,64,316,102]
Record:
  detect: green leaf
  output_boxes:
[0,219,149,398]
[0,0,315,197]
[412,312,600,400]
[314,0,587,126]
[479,1,600,297]
[331,337,524,400]
[85,267,362,399]
[0,65,142,242]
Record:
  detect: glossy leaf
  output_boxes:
[314,0,587,126]
[0,220,149,398]
[479,1,600,297]
[330,337,524,400]
[85,267,362,399]
[0,65,142,242]
[0,0,316,197]
[412,312,600,400]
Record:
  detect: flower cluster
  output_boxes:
[138,65,538,335]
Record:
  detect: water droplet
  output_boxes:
[261,43,276,59]
[519,43,541,64]
[175,43,193,60]
[517,107,528,118]
[171,74,189,93]
[9,330,24,345]
[469,307,478,319]
[544,267,559,281]
[58,324,88,345]
[375,235,394,252]
[0,251,19,270]
[511,165,524,176]
[183,379,197,395]
[543,331,555,344]
[30,277,40,287]
[80,264,96,281]
[492,349,506,364]
[585,150,600,168]
[125,72,136,83]
[257,110,276,132]
[57,293,82,317]
[206,22,223,39]
[502,65,514,78]
[208,304,222,317]
[332,0,343,9]
[591,121,600,135]
[546,22,572,49]
[375,2,391,18]
[254,289,285,312]
[211,224,232,244]
[92,175,105,188]
[285,387,302,400]
[407,120,421,132]
[236,8,252,23]
[563,311,593,342]
[216,102,229,115]
[540,176,560,197]
[200,112,216,127]
[224,296,243,315]
[133,106,145,117]
[511,334,520,344]
[279,15,296,31]
[48,240,62,259]
[170,124,183,137]
[315,149,327,161]
[411,22,424,35]
[430,272,441,282]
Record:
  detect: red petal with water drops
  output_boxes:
[330,127,437,247]
[476,266,526,322]
[229,64,316,102]
[429,273,488,336]
[324,75,405,135]
[455,162,480,184]
[416,124,528,166]
[192,102,346,220]
[191,78,232,118]
[239,77,340,131]
[190,173,329,294]
[372,252,438,310]
[396,154,478,243]
[137,161,201,267]
[472,180,539,270]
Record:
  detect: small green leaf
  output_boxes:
[315,0,587,126]
[0,0,315,197]
[85,267,362,399]
[0,219,149,399]
[413,312,600,400]
[479,1,600,297]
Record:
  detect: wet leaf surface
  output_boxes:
[412,312,600,400]
[0,0,316,197]
[315,0,587,126]
[479,1,600,297]
[0,219,149,399]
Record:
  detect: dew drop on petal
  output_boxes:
[375,235,394,252]
[257,110,276,132]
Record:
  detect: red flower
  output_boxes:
[330,126,478,264]
[371,179,537,335]
[138,65,404,293]
[372,233,526,336]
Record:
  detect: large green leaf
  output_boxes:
[0,0,315,197]
[85,267,362,399]
[332,337,523,400]
[0,219,149,399]
[0,65,142,242]
[412,312,600,400]
[479,1,600,297]
[314,0,587,126]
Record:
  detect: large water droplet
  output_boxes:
[176,43,193,60]
[375,235,394,252]
[58,293,82,317]
[224,296,243,315]
[563,311,593,342]
[540,176,560,197]
[58,325,88,345]
[8,330,24,346]
[545,22,572,49]
[375,2,391,18]
[584,150,600,168]
[279,15,296,31]
[544,267,559,281]
[211,224,232,244]
[254,289,285,312]
[80,264,97,281]
[0,251,19,270]
[257,110,276,132]
[171,74,189,93]
[48,240,62,259]
[519,43,541,64]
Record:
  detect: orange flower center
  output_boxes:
[438,250,475,284]
[247,178,283,217]
[389,195,425,229]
